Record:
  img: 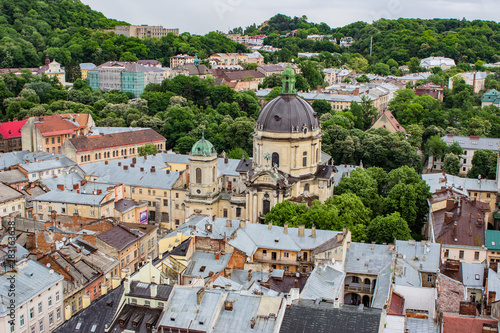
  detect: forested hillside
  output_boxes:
[0,0,245,68]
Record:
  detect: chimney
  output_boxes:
[73,183,79,190]
[65,265,70,272]
[57,184,65,191]
[294,278,299,288]
[489,291,497,305]
[212,215,216,222]
[100,283,107,296]
[196,288,205,305]
[250,318,256,329]
[311,225,316,238]
[477,214,484,227]
[82,295,90,309]
[248,270,252,281]
[124,278,131,294]
[298,225,305,237]
[224,301,233,311]
[140,167,144,172]
[105,161,108,165]
[240,220,246,228]
[124,165,128,170]
[118,162,121,166]
[224,157,228,164]
[226,220,232,228]
[371,242,375,250]
[445,212,454,224]
[150,284,157,298]
[216,252,221,260]
[132,157,137,164]
[45,53,50,66]
[64,305,72,320]
[151,166,156,173]
[167,170,170,174]
[284,223,288,234]
[459,302,477,316]
[268,222,272,230]
[97,189,102,195]
[446,199,456,212]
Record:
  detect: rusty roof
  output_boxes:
[33,114,90,136]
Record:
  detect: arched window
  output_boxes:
[304,184,310,193]
[195,168,202,184]
[303,151,307,167]
[316,148,319,164]
[272,152,279,167]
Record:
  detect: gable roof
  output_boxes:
[373,110,406,133]
[0,120,26,139]
[0,182,24,203]
[33,113,89,136]
[97,223,154,251]
[68,128,165,152]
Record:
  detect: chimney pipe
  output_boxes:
[284,223,288,234]
[311,225,316,238]
[196,288,205,305]
[298,225,305,237]
[268,222,272,230]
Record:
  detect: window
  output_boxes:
[284,266,289,272]
[163,199,168,206]
[459,250,465,259]
[144,300,150,306]
[134,250,138,258]
[48,296,52,307]
[31,326,35,333]
[49,313,53,325]
[272,152,279,167]
[93,286,97,295]
[39,320,44,332]
[196,168,202,184]
[72,301,75,312]
[176,193,179,199]
[223,209,228,218]
[126,256,129,265]
[475,252,480,260]
[139,189,142,194]
[90,210,94,217]
[236,207,241,218]
[56,308,61,320]
[302,151,307,167]
[78,297,82,308]
[175,219,180,225]
[283,252,289,258]
[30,308,34,319]
[427,274,433,283]
[131,298,137,304]
[74,209,78,215]
[38,302,42,313]
[20,314,25,326]
[132,188,135,193]
[352,276,360,283]
[158,302,164,308]
[487,193,491,198]
[55,291,60,302]
[444,249,449,258]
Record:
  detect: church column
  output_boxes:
[253,192,258,223]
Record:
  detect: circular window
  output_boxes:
[196,189,201,194]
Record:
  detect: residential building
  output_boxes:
[420,56,456,70]
[96,222,157,276]
[0,119,26,153]
[114,25,179,38]
[210,52,264,66]
[214,69,266,91]
[414,83,445,101]
[32,182,123,220]
[0,182,25,218]
[137,59,163,68]
[114,198,148,223]
[486,230,500,263]
[169,54,195,68]
[279,299,382,333]
[79,62,96,80]
[441,311,498,333]
[17,154,81,182]
[37,239,119,319]
[339,37,354,47]
[171,58,212,79]
[394,240,441,288]
[21,113,95,153]
[0,259,64,333]
[449,72,488,93]
[257,64,285,77]
[300,263,345,301]
[371,109,406,134]
[62,128,166,165]
[87,61,170,97]
[482,89,500,108]
[39,54,66,85]
[0,169,29,191]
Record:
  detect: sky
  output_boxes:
[82,0,500,35]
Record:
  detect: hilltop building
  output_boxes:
[114,25,179,38]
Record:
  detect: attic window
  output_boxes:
[76,322,82,330]
[475,274,480,280]
[274,238,279,242]
[274,115,281,121]
[91,324,97,332]
[199,321,204,325]
[200,266,206,272]
[171,317,175,321]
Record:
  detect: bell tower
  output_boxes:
[188,131,219,200]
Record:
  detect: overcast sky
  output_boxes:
[82,0,499,35]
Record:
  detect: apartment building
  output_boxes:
[0,182,25,218]
[21,114,95,153]
[0,119,26,153]
[114,25,179,38]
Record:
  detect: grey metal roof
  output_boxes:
[163,215,240,241]
[395,241,441,274]
[0,169,28,184]
[159,287,224,330]
[0,151,69,169]
[333,165,360,186]
[345,242,394,275]
[128,280,173,301]
[0,259,64,315]
[88,126,148,135]
[441,135,500,151]
[371,262,392,309]
[230,269,271,291]
[32,186,108,206]
[422,173,497,194]
[212,293,283,333]
[0,182,24,203]
[41,172,85,191]
[183,251,232,278]
[79,62,97,70]
[461,262,485,288]
[20,155,77,173]
[406,317,439,333]
[300,264,345,301]
[217,158,240,177]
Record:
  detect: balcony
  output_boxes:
[344,285,373,294]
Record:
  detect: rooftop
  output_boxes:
[0,169,28,184]
[183,251,232,280]
[441,312,498,333]
[98,223,156,251]
[344,242,394,275]
[486,230,500,251]
[109,304,163,333]
[33,113,89,136]
[422,173,497,194]
[441,134,500,152]
[300,264,345,301]
[127,280,173,301]
[0,182,24,203]
[0,119,26,139]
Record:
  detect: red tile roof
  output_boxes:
[383,110,406,134]
[0,120,27,139]
[34,114,89,136]
[442,313,498,333]
[68,129,165,152]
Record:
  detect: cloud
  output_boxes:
[82,0,499,35]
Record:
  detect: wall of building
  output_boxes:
[442,245,487,263]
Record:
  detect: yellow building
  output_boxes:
[79,63,96,80]
[0,183,25,218]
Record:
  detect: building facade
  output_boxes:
[114,25,179,38]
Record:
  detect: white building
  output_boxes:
[420,57,456,70]
[0,259,64,333]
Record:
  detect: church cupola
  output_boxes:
[281,66,297,94]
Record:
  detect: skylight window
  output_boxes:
[475,274,480,280]
[76,322,82,330]
[91,324,97,332]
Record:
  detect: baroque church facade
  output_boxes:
[184,67,336,223]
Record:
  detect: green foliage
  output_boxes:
[311,99,332,116]
[227,148,249,159]
[138,143,159,156]
[367,212,411,244]
[467,149,497,179]
[442,153,460,175]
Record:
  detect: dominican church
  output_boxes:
[183,67,337,223]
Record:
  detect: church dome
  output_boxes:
[255,94,319,133]
[191,134,216,156]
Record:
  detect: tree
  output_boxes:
[467,149,497,179]
[312,100,332,116]
[227,148,249,159]
[138,143,159,156]
[264,200,306,226]
[174,136,197,154]
[367,212,411,244]
[423,135,448,158]
[442,153,460,175]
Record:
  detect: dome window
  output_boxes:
[303,127,308,135]
[274,115,281,121]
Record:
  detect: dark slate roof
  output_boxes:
[170,237,192,256]
[178,64,212,76]
[127,281,173,301]
[97,224,139,251]
[109,304,163,333]
[54,285,123,333]
[236,158,253,173]
[115,199,146,213]
[315,165,336,179]
[256,95,320,133]
[279,300,382,333]
[68,129,165,152]
[267,275,308,293]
